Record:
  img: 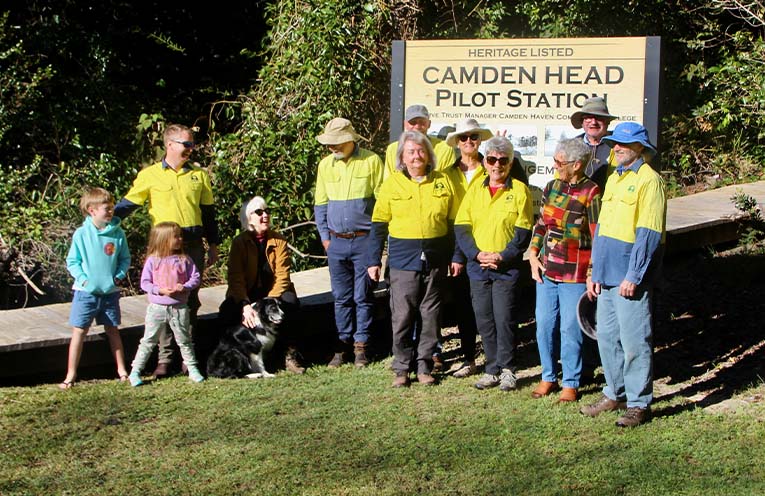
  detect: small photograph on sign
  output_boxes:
[544,126,580,156]
[495,125,538,156]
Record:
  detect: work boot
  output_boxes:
[353,342,369,368]
[285,348,306,374]
[580,394,627,417]
[328,341,351,368]
[616,407,651,428]
[417,373,437,386]
[152,362,171,379]
[392,371,410,388]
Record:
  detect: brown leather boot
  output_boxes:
[328,341,351,368]
[285,348,306,374]
[580,394,627,417]
[353,342,369,368]
[392,371,410,388]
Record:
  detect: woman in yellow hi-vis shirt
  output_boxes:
[454,136,534,392]
[368,130,461,388]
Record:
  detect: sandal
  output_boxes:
[119,375,129,383]
[58,381,75,390]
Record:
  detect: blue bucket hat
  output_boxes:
[601,122,657,155]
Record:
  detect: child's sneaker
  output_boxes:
[187,366,205,383]
[128,372,144,387]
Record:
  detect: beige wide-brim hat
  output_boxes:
[570,97,618,129]
[445,118,494,147]
[316,117,365,145]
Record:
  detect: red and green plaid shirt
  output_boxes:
[530,178,601,283]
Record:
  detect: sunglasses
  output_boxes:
[485,156,510,166]
[459,133,481,142]
[251,208,270,216]
[171,139,195,149]
[553,158,576,167]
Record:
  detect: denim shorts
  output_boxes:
[69,290,121,329]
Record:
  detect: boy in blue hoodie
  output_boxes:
[59,187,131,389]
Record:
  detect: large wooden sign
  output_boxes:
[390,37,662,201]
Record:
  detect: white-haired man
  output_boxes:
[582,122,666,428]
[314,117,384,368]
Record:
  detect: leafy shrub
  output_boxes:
[208,0,394,271]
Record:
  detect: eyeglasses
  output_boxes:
[171,139,195,149]
[485,156,510,166]
[251,208,270,216]
[581,114,603,121]
[459,133,481,142]
[553,159,576,167]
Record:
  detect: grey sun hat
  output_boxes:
[577,292,598,341]
[445,118,494,147]
[316,117,365,145]
[405,104,430,122]
[570,97,618,129]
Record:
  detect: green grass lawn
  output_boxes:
[2,360,764,496]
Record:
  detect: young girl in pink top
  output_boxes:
[128,222,203,386]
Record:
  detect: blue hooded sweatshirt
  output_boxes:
[66,216,131,295]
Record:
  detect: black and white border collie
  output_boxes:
[207,297,284,379]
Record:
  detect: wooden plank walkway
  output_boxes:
[0,266,332,353]
[1,180,764,355]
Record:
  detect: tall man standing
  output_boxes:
[384,104,455,179]
[115,124,219,378]
[570,96,618,191]
[570,97,618,382]
[314,117,384,367]
[581,122,666,428]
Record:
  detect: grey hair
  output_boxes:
[555,138,592,166]
[240,195,268,231]
[395,130,436,173]
[484,136,514,156]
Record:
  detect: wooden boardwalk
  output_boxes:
[1,180,764,359]
[0,267,332,354]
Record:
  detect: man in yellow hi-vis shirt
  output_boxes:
[368,130,461,388]
[581,122,666,428]
[115,124,219,378]
[314,118,384,369]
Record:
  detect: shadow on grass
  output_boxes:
[641,250,765,416]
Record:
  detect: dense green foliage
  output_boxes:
[210,0,395,271]
[1,0,764,306]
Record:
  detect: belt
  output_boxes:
[329,230,369,239]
